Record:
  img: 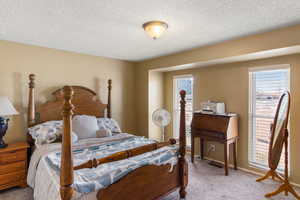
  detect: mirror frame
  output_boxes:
[268,91,290,170]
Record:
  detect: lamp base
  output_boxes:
[0,141,7,148]
[0,117,9,149]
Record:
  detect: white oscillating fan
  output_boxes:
[152,108,171,142]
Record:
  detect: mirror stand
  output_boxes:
[257,129,300,199]
[256,170,284,183]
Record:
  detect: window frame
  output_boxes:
[248,64,290,172]
[172,74,194,142]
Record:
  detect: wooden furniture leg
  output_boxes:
[265,181,300,199]
[200,138,204,160]
[60,86,74,200]
[107,79,112,118]
[256,169,284,182]
[179,90,188,199]
[28,74,36,126]
[191,135,194,163]
[224,142,229,176]
[233,140,237,170]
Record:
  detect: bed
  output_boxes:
[26,74,188,200]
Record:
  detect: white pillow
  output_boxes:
[72,115,98,139]
[97,118,122,133]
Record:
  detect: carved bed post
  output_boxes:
[28,74,36,127]
[107,79,112,118]
[60,86,74,200]
[179,90,188,199]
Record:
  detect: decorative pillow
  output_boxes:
[28,120,62,146]
[97,118,121,133]
[72,115,98,139]
[28,120,79,147]
[96,129,112,138]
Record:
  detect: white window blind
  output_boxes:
[249,66,290,171]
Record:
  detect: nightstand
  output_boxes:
[0,142,29,190]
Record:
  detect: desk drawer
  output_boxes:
[0,149,27,164]
[0,170,26,185]
[192,129,225,140]
[192,114,229,133]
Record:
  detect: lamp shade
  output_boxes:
[0,97,19,116]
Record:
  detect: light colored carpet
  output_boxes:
[0,158,299,200]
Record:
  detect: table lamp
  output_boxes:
[0,97,19,148]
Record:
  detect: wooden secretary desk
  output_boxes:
[191,112,238,176]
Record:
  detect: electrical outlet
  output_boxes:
[209,144,216,152]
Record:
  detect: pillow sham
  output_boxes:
[72,115,98,139]
[28,120,79,147]
[97,118,121,133]
[28,120,62,146]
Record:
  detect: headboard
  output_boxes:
[27,74,112,146]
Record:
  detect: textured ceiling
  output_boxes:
[1,0,300,61]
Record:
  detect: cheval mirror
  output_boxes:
[256,92,300,199]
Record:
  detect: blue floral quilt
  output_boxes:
[45,136,178,193]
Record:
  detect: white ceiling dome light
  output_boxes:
[143,21,168,39]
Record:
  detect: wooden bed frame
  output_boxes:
[27,74,188,200]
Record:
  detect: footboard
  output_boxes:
[97,162,188,200]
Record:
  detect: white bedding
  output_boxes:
[27,133,134,200]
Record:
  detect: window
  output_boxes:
[249,65,290,171]
[173,75,193,147]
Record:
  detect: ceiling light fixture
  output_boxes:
[143,21,168,40]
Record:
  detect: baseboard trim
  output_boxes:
[190,154,300,188]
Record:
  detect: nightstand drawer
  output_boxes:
[0,149,27,164]
[0,170,26,185]
[0,161,26,175]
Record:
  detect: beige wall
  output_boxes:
[163,54,300,184]
[148,71,164,141]
[0,40,136,143]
